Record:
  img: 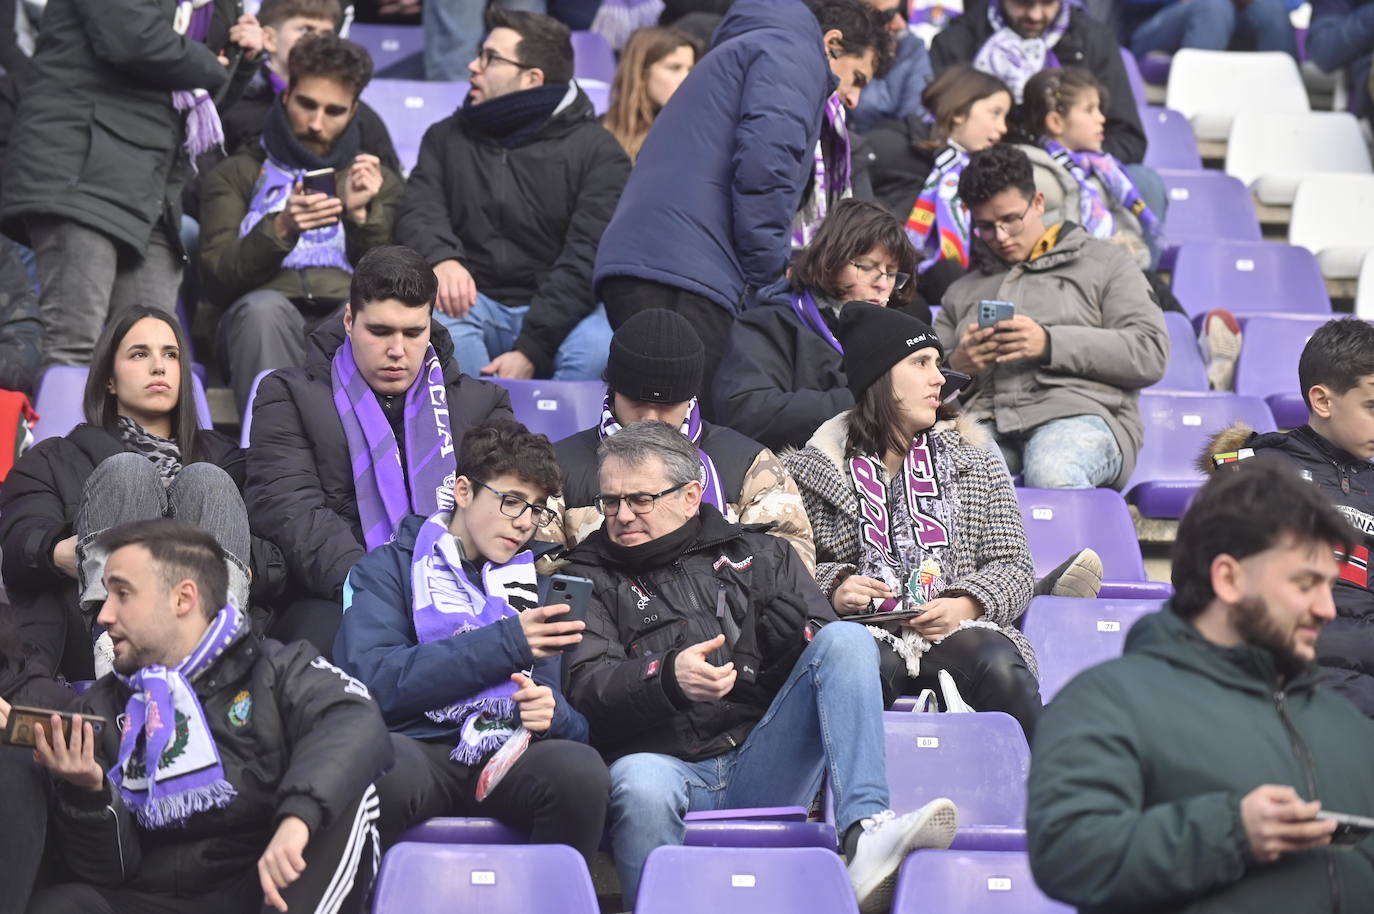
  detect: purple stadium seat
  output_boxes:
[491,378,604,442]
[685,807,808,822]
[829,712,1029,851]
[1016,488,1173,600]
[893,850,1074,913]
[360,79,470,174]
[1119,47,1147,109]
[372,842,598,914]
[347,23,425,75]
[1150,311,1209,392]
[579,78,610,116]
[1021,596,1163,702]
[1235,315,1349,428]
[1141,106,1203,171]
[683,821,838,849]
[571,30,616,83]
[239,369,274,447]
[1156,170,1262,270]
[636,846,858,914]
[1138,54,1173,86]
[1170,240,1331,325]
[33,366,213,443]
[1125,390,1276,518]
[397,817,528,846]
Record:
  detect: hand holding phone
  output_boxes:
[14,709,107,792]
[1317,810,1374,847]
[301,167,337,198]
[977,299,1015,329]
[274,182,343,240]
[520,577,591,658]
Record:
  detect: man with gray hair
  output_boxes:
[563,421,958,913]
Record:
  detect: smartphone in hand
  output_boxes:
[537,574,593,651]
[3,706,107,748]
[301,167,337,198]
[977,300,1015,329]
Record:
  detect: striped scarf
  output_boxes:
[906,145,970,272]
[1044,139,1162,245]
[972,0,1069,102]
[172,0,225,159]
[793,94,853,248]
[598,395,726,512]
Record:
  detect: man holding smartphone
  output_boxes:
[334,417,611,862]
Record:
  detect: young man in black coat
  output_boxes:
[245,245,512,657]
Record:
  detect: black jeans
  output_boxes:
[1,745,51,914]
[377,733,610,862]
[877,627,1043,742]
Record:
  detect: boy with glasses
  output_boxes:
[935,144,1167,490]
[336,417,611,861]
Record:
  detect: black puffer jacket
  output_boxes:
[563,505,837,762]
[52,628,392,896]
[0,424,275,682]
[394,86,630,376]
[245,318,512,604]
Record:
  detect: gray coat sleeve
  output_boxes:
[939,444,1034,627]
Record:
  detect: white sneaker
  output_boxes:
[847,798,959,913]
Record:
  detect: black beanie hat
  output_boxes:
[605,309,705,404]
[837,302,945,400]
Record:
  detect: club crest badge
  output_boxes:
[228,690,252,728]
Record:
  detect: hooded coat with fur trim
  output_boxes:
[782,411,1037,675]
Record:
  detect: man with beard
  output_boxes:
[1026,460,1374,914]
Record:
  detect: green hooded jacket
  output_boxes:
[1027,607,1374,913]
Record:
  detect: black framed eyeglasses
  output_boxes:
[477,47,533,70]
[971,199,1034,240]
[594,482,688,517]
[475,480,556,528]
[848,260,911,291]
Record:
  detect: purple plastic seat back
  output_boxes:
[892,850,1074,913]
[1022,596,1164,702]
[1141,106,1203,171]
[33,366,212,443]
[1235,315,1349,428]
[240,369,275,447]
[636,846,858,914]
[1156,170,1262,269]
[347,23,425,72]
[360,79,469,174]
[1149,311,1209,392]
[683,821,837,849]
[571,30,616,82]
[1125,390,1277,518]
[579,79,610,116]
[492,378,604,443]
[1016,487,1148,581]
[372,842,598,914]
[1119,47,1147,109]
[1170,240,1331,321]
[397,817,528,846]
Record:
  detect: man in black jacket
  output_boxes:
[564,421,957,913]
[394,8,630,382]
[25,519,392,914]
[245,245,512,656]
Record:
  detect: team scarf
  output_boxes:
[411,511,540,764]
[590,0,666,51]
[906,145,970,272]
[598,395,726,512]
[332,341,456,551]
[172,0,226,159]
[1044,139,1162,245]
[109,606,243,829]
[972,0,1070,102]
[239,157,352,272]
[792,290,843,355]
[793,94,853,248]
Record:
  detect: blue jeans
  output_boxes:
[434,293,612,380]
[1130,0,1298,58]
[1125,163,1167,268]
[998,414,1124,489]
[607,623,889,904]
[423,0,548,81]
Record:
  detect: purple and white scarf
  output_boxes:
[1044,139,1162,244]
[110,606,243,829]
[239,156,352,272]
[793,94,853,248]
[792,290,843,355]
[172,0,226,159]
[411,511,539,763]
[333,342,456,551]
[590,0,666,51]
[972,0,1070,102]
[598,394,726,512]
[906,145,970,273]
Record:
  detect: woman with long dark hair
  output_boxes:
[0,306,266,681]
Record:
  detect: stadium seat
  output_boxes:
[1234,314,1345,428]
[1289,174,1374,279]
[1016,488,1172,600]
[1165,49,1308,141]
[360,79,470,175]
[829,712,1030,851]
[578,78,610,116]
[571,30,616,82]
[1119,47,1148,109]
[636,846,859,914]
[1140,106,1203,171]
[398,817,528,846]
[1156,170,1262,268]
[1125,390,1276,518]
[1138,53,1173,87]
[32,366,213,443]
[892,850,1074,913]
[239,369,273,447]
[1021,596,1165,702]
[490,378,603,442]
[347,23,425,73]
[1169,240,1331,323]
[372,842,598,914]
[1356,252,1374,320]
[1225,111,1371,206]
[1149,311,1209,392]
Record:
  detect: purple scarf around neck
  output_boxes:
[598,394,726,512]
[792,290,843,355]
[793,93,853,248]
[1044,139,1162,244]
[172,0,226,159]
[972,0,1070,102]
[332,341,456,551]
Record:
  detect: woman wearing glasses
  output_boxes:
[335,417,612,860]
[712,199,922,453]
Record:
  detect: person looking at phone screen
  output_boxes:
[201,30,402,415]
[935,144,1167,490]
[335,418,610,861]
[1028,461,1374,913]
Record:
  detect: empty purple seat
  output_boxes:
[1156,170,1262,270]
[579,79,610,116]
[684,821,838,849]
[1021,596,1163,702]
[1150,311,1208,392]
[1120,47,1147,109]
[33,366,213,443]
[1234,315,1348,428]
[347,23,425,73]
[636,846,858,914]
[239,369,274,447]
[571,30,616,82]
[1170,240,1331,324]
[359,79,469,174]
[372,842,598,913]
[1141,106,1203,171]
[892,850,1073,913]
[397,817,529,846]
[1138,53,1173,86]
[1016,488,1172,600]
[1125,390,1276,518]
[492,378,604,442]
